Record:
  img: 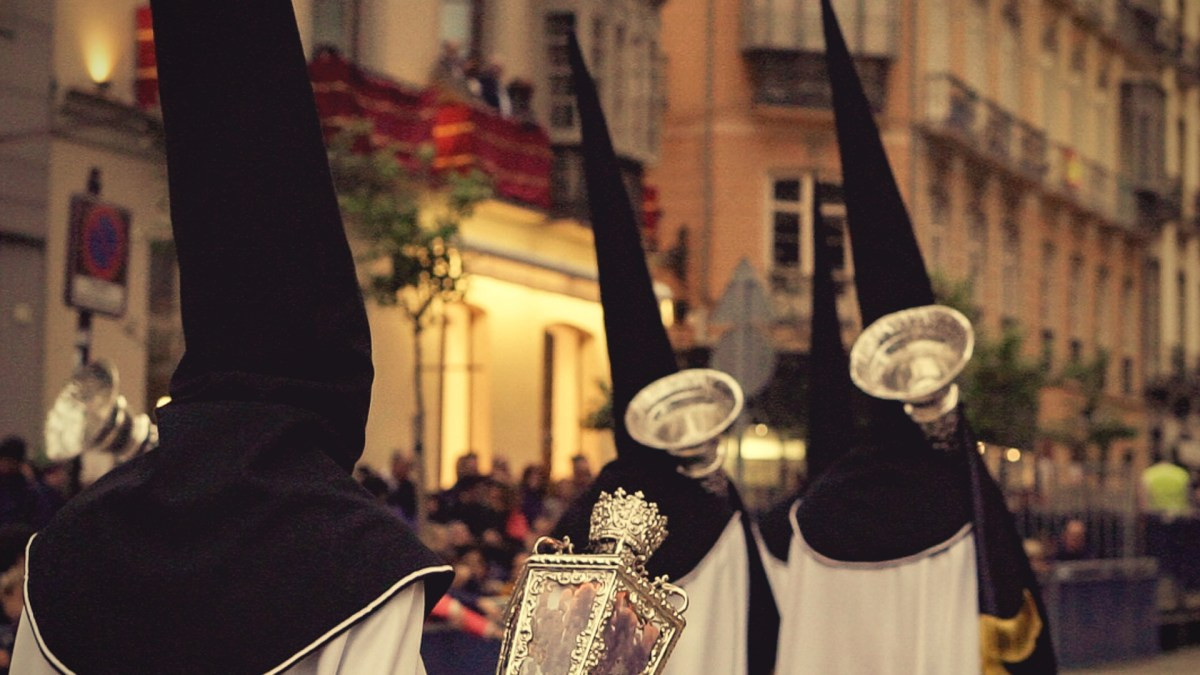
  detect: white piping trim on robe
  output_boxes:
[20,533,452,675]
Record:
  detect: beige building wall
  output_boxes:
[653,0,1164,471]
[18,0,621,490]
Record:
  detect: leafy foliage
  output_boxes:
[326,122,492,322]
[931,275,1044,450]
[1044,351,1137,473]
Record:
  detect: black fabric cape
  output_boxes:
[23,2,450,673]
[550,32,778,674]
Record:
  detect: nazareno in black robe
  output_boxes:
[21,2,451,673]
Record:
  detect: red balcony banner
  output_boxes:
[135,6,158,111]
[310,51,551,208]
[308,50,433,170]
[431,101,552,209]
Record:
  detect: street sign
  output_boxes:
[710,259,775,398]
[65,194,131,317]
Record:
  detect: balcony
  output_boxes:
[308,50,552,210]
[741,0,895,111]
[923,74,1048,182]
[1057,0,1187,70]
[921,74,1137,233]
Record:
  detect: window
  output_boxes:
[1144,260,1162,376]
[1068,254,1084,345]
[1122,274,1135,393]
[545,13,576,130]
[1177,271,1187,353]
[924,0,950,72]
[1039,241,1056,329]
[967,171,989,307]
[999,7,1021,109]
[770,176,808,270]
[966,0,988,88]
[439,0,477,51]
[313,0,360,58]
[1001,199,1021,320]
[1095,266,1110,348]
[545,5,663,163]
[928,159,950,271]
[1041,17,1061,143]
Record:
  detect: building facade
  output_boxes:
[1,0,672,489]
[651,0,1200,483]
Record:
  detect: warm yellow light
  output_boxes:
[754,423,768,437]
[1005,448,1022,463]
[659,298,675,327]
[82,28,118,85]
[155,396,172,409]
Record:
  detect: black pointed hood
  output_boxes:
[553,31,730,578]
[552,35,780,673]
[805,183,857,484]
[821,0,933,324]
[798,0,970,564]
[158,0,372,472]
[23,3,450,672]
[566,33,678,460]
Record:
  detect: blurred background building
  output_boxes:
[0,0,675,488]
[6,0,1200,501]
[650,0,1200,507]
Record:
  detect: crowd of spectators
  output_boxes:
[355,450,594,640]
[0,436,77,673]
[429,40,535,124]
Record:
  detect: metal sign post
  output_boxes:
[710,259,774,483]
[65,168,131,366]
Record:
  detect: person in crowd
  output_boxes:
[518,464,549,527]
[1055,518,1093,561]
[1142,447,1192,519]
[569,453,593,496]
[387,451,418,522]
[0,438,37,529]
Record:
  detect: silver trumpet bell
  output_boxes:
[44,359,159,465]
[624,369,744,478]
[849,305,974,443]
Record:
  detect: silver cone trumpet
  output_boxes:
[849,305,974,444]
[625,369,744,478]
[44,360,158,467]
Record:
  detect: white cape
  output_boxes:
[774,504,981,675]
[663,514,750,675]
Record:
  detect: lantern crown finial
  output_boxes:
[588,488,668,561]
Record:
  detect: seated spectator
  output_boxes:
[1055,519,1093,561]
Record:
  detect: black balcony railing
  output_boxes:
[923,74,1137,232]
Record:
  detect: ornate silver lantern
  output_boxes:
[624,368,743,478]
[497,489,688,674]
[849,305,974,445]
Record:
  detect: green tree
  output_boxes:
[1043,352,1137,481]
[327,123,492,527]
[931,275,1045,450]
